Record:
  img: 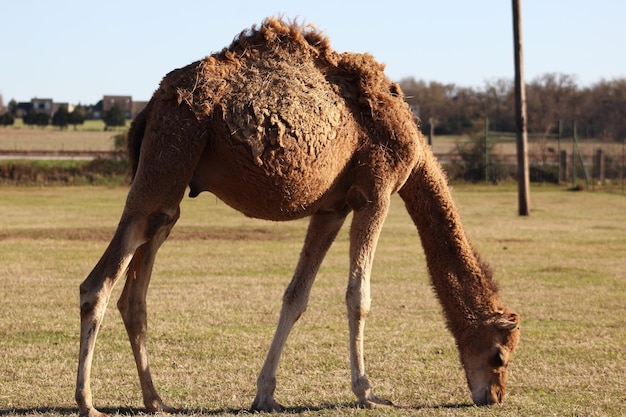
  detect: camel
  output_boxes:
[76,17,520,416]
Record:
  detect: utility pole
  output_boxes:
[513,0,530,216]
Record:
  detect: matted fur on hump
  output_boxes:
[218,18,348,167]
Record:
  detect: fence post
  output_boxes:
[572,122,589,189]
[619,137,626,194]
[485,117,489,183]
[557,120,562,182]
[571,150,577,187]
[559,150,568,184]
[428,117,435,146]
[594,149,605,185]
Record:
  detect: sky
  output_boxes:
[1,0,625,105]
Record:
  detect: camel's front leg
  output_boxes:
[346,194,393,408]
[76,220,145,417]
[117,211,178,413]
[252,210,348,412]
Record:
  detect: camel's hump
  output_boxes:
[154,16,412,174]
[223,17,332,59]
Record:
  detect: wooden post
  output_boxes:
[619,137,626,194]
[485,118,489,183]
[428,117,435,146]
[572,149,577,187]
[559,150,568,184]
[512,0,530,215]
[572,122,589,188]
[557,120,562,182]
[594,149,605,184]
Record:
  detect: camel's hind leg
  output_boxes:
[76,114,206,416]
[252,209,348,412]
[76,200,185,417]
[346,192,393,408]
[76,218,147,417]
[116,210,178,413]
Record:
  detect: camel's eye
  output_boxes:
[491,349,507,368]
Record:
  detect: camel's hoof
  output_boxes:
[251,395,284,413]
[358,395,394,409]
[79,408,108,417]
[146,401,178,414]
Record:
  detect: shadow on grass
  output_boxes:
[0,402,475,416]
[0,408,77,416]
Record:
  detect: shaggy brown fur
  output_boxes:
[76,18,519,417]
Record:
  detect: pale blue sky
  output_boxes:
[1,0,624,104]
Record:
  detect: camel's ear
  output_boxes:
[496,312,520,331]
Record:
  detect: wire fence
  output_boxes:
[430,120,626,193]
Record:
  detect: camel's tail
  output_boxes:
[127,100,153,180]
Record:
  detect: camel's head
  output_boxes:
[459,312,520,406]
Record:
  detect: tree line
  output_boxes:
[0,100,126,130]
[400,73,626,140]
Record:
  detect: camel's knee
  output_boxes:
[80,289,116,326]
[79,275,114,320]
[145,208,179,241]
[119,195,180,244]
[79,296,97,321]
[347,304,371,322]
[345,285,371,320]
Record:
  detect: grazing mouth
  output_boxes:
[472,387,503,406]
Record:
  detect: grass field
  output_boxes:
[0,185,625,416]
[0,120,120,152]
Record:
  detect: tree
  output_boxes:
[482,78,516,132]
[400,78,464,135]
[526,73,579,135]
[400,73,626,140]
[52,105,70,129]
[68,106,86,129]
[23,111,50,127]
[112,130,129,160]
[8,99,17,116]
[453,137,509,183]
[0,112,14,126]
[103,103,126,130]
[584,79,626,140]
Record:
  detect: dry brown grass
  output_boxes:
[0,128,114,152]
[0,185,624,416]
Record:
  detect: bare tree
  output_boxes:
[526,73,578,135]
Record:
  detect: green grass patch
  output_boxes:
[0,186,624,415]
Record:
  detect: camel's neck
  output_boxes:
[398,150,501,337]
